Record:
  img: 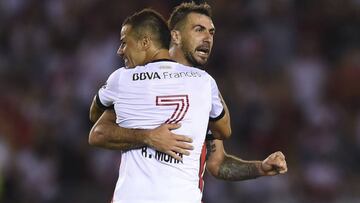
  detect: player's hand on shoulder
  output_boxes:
[145,123,194,161]
[260,151,288,176]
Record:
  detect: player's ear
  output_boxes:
[171,30,181,45]
[140,36,151,50]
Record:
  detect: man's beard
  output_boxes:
[181,43,206,69]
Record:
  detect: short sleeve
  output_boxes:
[209,76,224,121]
[97,69,121,108]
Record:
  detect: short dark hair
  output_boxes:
[123,9,171,49]
[168,2,212,30]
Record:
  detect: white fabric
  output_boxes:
[98,61,223,203]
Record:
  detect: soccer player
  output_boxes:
[166,2,287,181]
[89,2,287,202]
[92,8,230,203]
[90,2,287,180]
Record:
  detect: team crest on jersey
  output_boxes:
[133,72,161,81]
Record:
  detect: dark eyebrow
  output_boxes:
[193,24,216,33]
[193,24,206,30]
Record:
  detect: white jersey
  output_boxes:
[97,59,224,203]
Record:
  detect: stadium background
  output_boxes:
[0,0,360,202]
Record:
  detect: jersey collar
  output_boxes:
[148,59,176,64]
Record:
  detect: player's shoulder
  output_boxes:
[111,66,125,75]
[114,66,141,74]
[106,66,128,80]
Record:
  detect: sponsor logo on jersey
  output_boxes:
[163,71,202,79]
[133,72,161,80]
[132,71,202,81]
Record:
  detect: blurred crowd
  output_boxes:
[0,0,360,203]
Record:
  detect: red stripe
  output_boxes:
[198,142,207,192]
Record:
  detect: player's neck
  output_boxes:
[169,46,190,66]
[148,48,171,62]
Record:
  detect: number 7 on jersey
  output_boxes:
[156,95,189,124]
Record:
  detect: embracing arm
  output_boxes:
[89,109,146,150]
[89,96,140,150]
[89,95,105,123]
[89,109,194,160]
[206,139,287,181]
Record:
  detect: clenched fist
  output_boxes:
[259,151,288,176]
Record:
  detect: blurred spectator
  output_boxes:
[1,0,360,202]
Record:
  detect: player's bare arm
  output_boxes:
[89,95,105,123]
[89,109,194,161]
[206,139,288,181]
[208,94,231,139]
[89,109,144,150]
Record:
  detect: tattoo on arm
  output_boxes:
[218,155,261,181]
[205,140,216,160]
